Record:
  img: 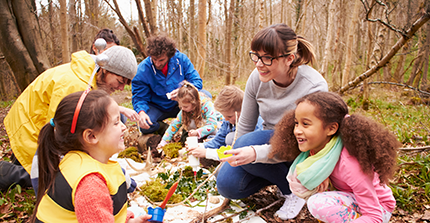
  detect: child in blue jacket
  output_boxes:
[186,85,263,160]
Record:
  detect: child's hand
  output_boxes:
[188,129,199,137]
[157,140,167,149]
[186,145,206,158]
[128,214,152,223]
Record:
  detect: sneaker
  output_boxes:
[274,193,306,220]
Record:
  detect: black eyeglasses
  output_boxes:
[249,52,290,66]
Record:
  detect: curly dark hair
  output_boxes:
[146,35,177,58]
[270,91,400,185]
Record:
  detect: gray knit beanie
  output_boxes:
[100,45,137,80]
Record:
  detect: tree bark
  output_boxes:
[0,0,50,91]
[0,52,21,100]
[393,0,413,83]
[59,0,70,63]
[421,22,430,88]
[135,0,152,38]
[320,0,336,78]
[225,0,232,85]
[339,7,430,94]
[143,0,158,35]
[69,0,79,53]
[341,0,360,87]
[197,0,207,78]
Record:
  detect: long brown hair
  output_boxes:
[251,23,316,74]
[270,91,400,185]
[32,90,113,222]
[177,81,203,130]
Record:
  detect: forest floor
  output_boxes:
[0,87,429,222]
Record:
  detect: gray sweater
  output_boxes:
[237,65,328,163]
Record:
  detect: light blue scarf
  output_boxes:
[288,136,343,190]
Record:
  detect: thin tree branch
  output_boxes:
[360,0,405,35]
[339,9,430,94]
[351,81,430,96]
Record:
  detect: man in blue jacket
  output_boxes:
[132,35,206,134]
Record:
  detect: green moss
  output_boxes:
[117,147,143,163]
[162,142,182,159]
[139,178,182,204]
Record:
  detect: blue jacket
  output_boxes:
[204,116,264,149]
[132,50,203,113]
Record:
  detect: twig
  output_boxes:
[399,146,430,151]
[231,111,239,147]
[350,81,430,96]
[202,189,210,223]
[237,199,283,223]
[210,207,249,223]
[189,198,231,223]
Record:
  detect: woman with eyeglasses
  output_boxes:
[216,23,328,220]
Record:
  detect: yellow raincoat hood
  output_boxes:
[4,51,97,172]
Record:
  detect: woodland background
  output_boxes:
[0,0,429,99]
[0,0,430,222]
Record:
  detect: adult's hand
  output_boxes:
[119,106,139,122]
[138,111,153,129]
[220,146,256,167]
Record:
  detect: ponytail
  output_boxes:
[32,123,61,222]
[291,36,317,68]
[340,114,400,184]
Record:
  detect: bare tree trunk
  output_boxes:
[393,0,412,83]
[144,0,158,34]
[259,0,264,29]
[320,0,335,78]
[383,28,393,82]
[59,0,70,63]
[0,52,21,100]
[178,0,183,51]
[135,0,152,38]
[341,0,360,87]
[331,0,346,89]
[0,0,50,91]
[363,2,375,111]
[69,0,79,53]
[225,0,233,85]
[189,0,196,64]
[406,27,426,87]
[197,0,207,78]
[421,22,430,88]
[281,0,285,24]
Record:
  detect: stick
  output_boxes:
[399,146,430,151]
[231,111,239,147]
[237,199,283,223]
[189,198,231,223]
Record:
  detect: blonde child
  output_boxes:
[270,91,400,222]
[157,81,218,148]
[32,90,151,223]
[186,85,263,160]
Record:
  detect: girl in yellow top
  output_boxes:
[32,90,151,223]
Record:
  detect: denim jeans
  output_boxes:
[140,103,180,134]
[216,130,292,199]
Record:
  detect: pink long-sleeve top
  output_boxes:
[329,148,396,223]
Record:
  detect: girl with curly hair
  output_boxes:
[270,91,400,222]
[157,81,219,148]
